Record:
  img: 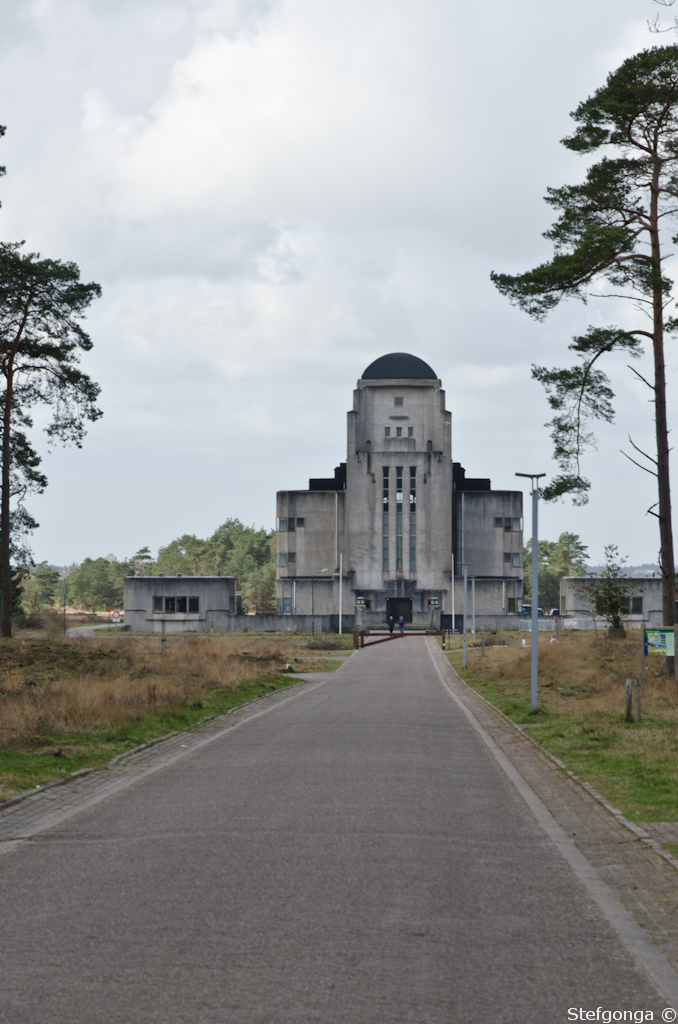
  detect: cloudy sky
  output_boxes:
[0,0,672,566]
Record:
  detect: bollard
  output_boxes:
[635,676,641,724]
[161,636,167,656]
[625,679,633,723]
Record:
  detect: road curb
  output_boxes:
[426,638,678,1008]
[439,643,678,875]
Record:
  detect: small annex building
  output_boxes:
[275,352,524,630]
[560,575,664,628]
[124,575,238,633]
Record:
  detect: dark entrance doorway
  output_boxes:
[386,598,412,623]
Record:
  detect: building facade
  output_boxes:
[276,352,524,628]
[560,575,664,627]
[124,576,238,632]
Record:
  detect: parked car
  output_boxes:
[521,605,544,616]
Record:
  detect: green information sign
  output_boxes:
[645,629,675,656]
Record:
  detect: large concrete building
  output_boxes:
[275,353,524,629]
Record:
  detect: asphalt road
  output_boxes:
[0,638,666,1022]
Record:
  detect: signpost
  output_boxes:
[644,627,675,657]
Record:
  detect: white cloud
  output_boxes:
[0,0,671,564]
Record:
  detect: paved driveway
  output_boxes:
[0,637,667,1022]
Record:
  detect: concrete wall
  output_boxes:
[451,575,523,620]
[124,576,237,633]
[560,576,665,627]
[275,490,345,581]
[455,490,523,579]
[466,615,527,631]
[276,575,352,617]
[221,614,355,633]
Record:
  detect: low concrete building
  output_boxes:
[124,576,238,633]
[560,575,664,627]
[276,352,524,629]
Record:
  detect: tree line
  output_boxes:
[19,519,276,615]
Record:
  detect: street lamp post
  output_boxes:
[516,473,545,713]
[462,563,468,669]
[311,568,329,636]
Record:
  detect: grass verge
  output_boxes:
[0,674,297,801]
[443,630,678,823]
[0,632,348,801]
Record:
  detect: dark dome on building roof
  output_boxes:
[361,352,437,380]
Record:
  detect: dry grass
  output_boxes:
[0,634,324,748]
[456,629,671,712]
[448,629,678,820]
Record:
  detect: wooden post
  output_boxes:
[635,677,641,724]
[625,679,633,723]
[640,626,646,686]
[482,637,486,657]
[352,628,360,650]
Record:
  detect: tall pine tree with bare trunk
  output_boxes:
[492,45,678,635]
[0,240,101,637]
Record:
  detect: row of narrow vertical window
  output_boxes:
[384,426,414,437]
[382,466,416,572]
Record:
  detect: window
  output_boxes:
[409,467,416,571]
[277,518,287,532]
[364,600,372,610]
[503,552,512,564]
[511,552,523,568]
[288,520,295,532]
[382,467,389,570]
[189,597,199,613]
[396,466,403,572]
[276,553,287,567]
[176,597,187,613]
[632,596,643,614]
[408,427,413,437]
[385,427,391,437]
[282,598,291,613]
[287,552,296,563]
[153,596,163,613]
[496,516,523,531]
[396,427,402,437]
[296,518,305,527]
[394,397,404,406]
[165,597,176,613]
[507,597,517,613]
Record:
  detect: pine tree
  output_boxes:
[492,45,678,629]
[0,242,101,636]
